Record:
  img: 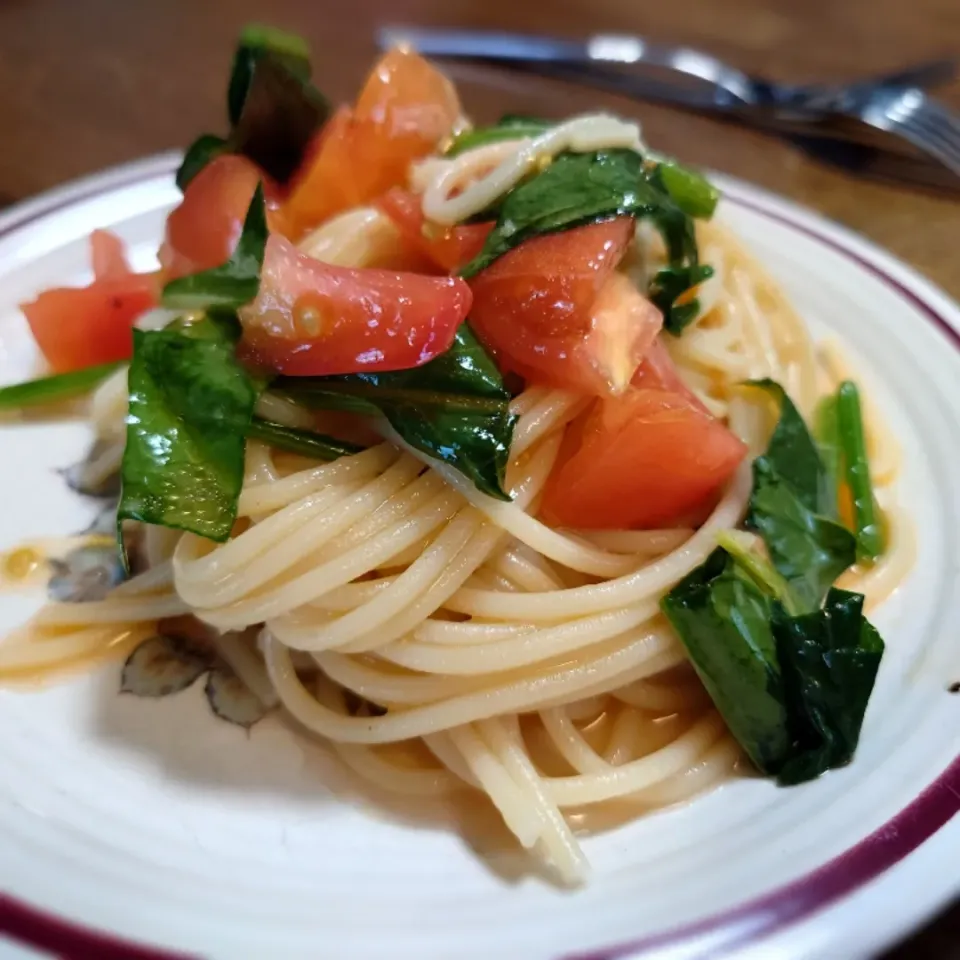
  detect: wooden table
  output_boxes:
[0,0,957,956]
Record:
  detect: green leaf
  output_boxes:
[177,134,231,191]
[0,362,122,409]
[745,380,855,611]
[118,317,258,542]
[649,263,715,336]
[775,588,884,785]
[161,185,268,311]
[460,149,697,277]
[182,24,328,187]
[715,530,796,612]
[655,161,720,219]
[749,459,857,613]
[227,23,312,126]
[445,115,553,157]
[246,416,363,460]
[277,326,517,499]
[229,51,330,185]
[836,381,885,562]
[661,548,792,774]
[663,549,885,784]
[456,148,707,332]
[750,380,829,514]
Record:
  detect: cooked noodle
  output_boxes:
[0,119,910,885]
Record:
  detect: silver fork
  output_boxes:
[379,26,960,188]
[853,87,960,174]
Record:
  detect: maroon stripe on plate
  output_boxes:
[0,161,957,960]
[0,896,197,960]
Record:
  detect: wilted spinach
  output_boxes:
[162,185,268,312]
[745,380,856,612]
[277,326,516,499]
[118,316,257,543]
[177,24,328,189]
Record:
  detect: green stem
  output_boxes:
[656,162,720,219]
[836,381,884,562]
[814,394,841,520]
[0,362,123,409]
[716,530,800,615]
[245,417,363,460]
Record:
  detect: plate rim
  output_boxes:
[0,154,957,960]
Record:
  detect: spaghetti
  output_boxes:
[0,38,910,886]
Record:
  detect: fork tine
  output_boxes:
[860,90,960,173]
[904,103,960,162]
[895,111,960,173]
[916,98,960,149]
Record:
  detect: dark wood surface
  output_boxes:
[0,0,957,956]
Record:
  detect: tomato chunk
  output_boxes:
[237,235,472,376]
[377,188,492,273]
[21,231,157,373]
[541,388,747,529]
[284,50,461,236]
[468,218,662,395]
[632,336,707,411]
[90,229,133,281]
[158,155,286,282]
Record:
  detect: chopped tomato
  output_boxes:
[377,188,492,273]
[284,50,461,236]
[633,336,707,411]
[237,235,472,376]
[158,155,287,282]
[468,218,662,395]
[90,229,134,281]
[21,231,157,373]
[540,388,747,529]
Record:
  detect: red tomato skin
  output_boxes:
[540,388,747,530]
[21,230,157,373]
[468,218,664,395]
[284,50,461,236]
[237,235,472,376]
[376,188,492,273]
[632,335,709,412]
[22,281,156,373]
[90,229,132,281]
[158,155,286,282]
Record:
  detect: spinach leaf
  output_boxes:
[177,24,328,188]
[649,263,715,336]
[445,115,553,157]
[457,149,708,332]
[665,379,884,784]
[0,362,123,409]
[775,588,884,785]
[161,185,267,311]
[227,23,311,126]
[230,52,329,185]
[446,118,719,220]
[460,149,697,277]
[246,417,363,460]
[836,381,885,562]
[663,548,885,784]
[277,326,516,499]
[748,459,857,614]
[118,317,257,542]
[746,380,855,611]
[661,548,792,774]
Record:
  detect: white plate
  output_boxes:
[0,155,958,960]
